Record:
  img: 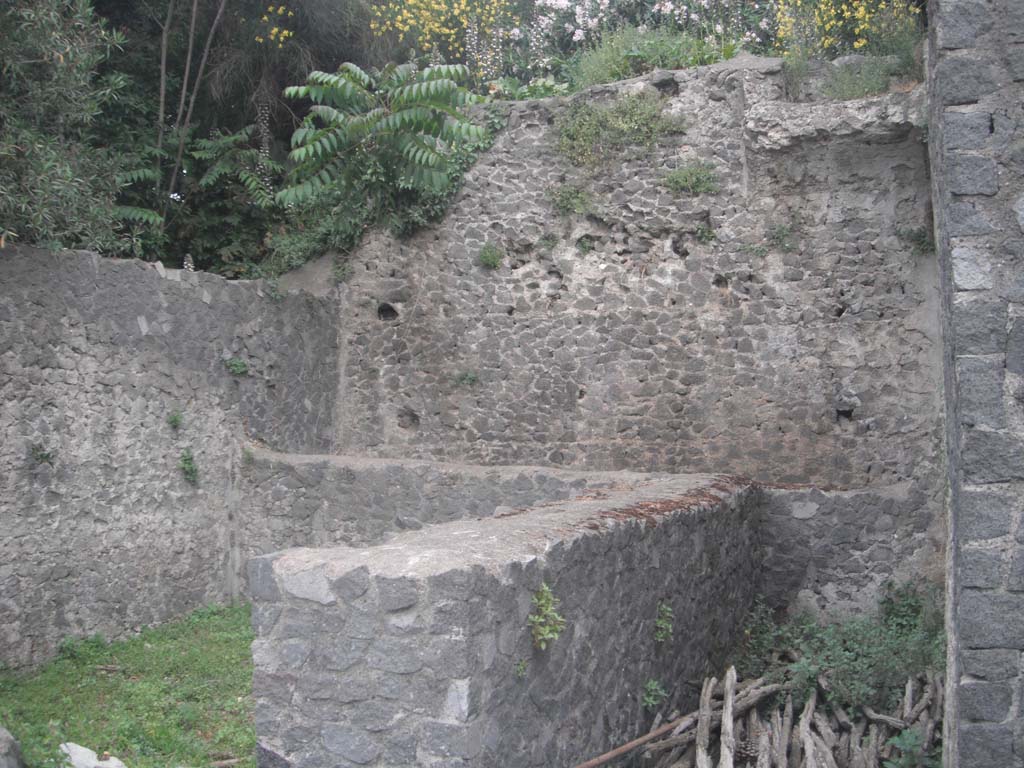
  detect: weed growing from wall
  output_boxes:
[642,679,668,709]
[224,358,249,376]
[548,185,593,216]
[576,236,596,254]
[663,162,718,196]
[478,243,503,269]
[654,601,674,643]
[179,449,199,485]
[455,371,480,386]
[514,659,528,679]
[167,411,183,430]
[528,582,566,650]
[768,223,798,252]
[28,444,55,466]
[695,223,715,243]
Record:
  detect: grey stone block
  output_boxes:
[953,296,1007,354]
[945,111,994,150]
[321,724,381,764]
[960,590,1024,648]
[960,547,1005,588]
[962,429,1024,484]
[952,244,993,290]
[959,723,1014,765]
[948,200,996,236]
[958,357,1006,429]
[935,56,1000,105]
[960,489,1015,541]
[937,0,994,49]
[949,154,1000,196]
[959,681,1014,721]
[961,648,1020,680]
[1008,551,1024,591]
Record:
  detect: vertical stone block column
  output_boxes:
[929,0,1024,764]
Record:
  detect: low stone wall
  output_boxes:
[249,475,762,767]
[0,248,338,667]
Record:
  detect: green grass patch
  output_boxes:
[478,242,503,269]
[0,604,255,768]
[824,57,897,100]
[663,162,718,196]
[556,93,685,167]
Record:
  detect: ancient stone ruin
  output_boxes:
[2,1,1023,765]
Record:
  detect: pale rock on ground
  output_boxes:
[59,743,127,768]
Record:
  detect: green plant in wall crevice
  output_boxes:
[179,449,199,486]
[528,582,567,650]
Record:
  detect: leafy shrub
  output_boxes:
[735,582,945,712]
[570,26,736,89]
[279,63,485,206]
[167,411,183,430]
[488,76,569,100]
[775,0,922,60]
[528,583,566,650]
[478,243,504,269]
[556,93,684,167]
[224,358,249,376]
[663,162,718,195]
[642,679,668,709]
[549,185,594,216]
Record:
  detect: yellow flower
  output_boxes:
[261,15,268,22]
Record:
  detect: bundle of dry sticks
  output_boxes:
[574,666,943,768]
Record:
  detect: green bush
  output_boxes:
[569,26,736,89]
[735,582,945,712]
[224,358,249,376]
[642,679,668,710]
[556,93,684,167]
[663,162,718,195]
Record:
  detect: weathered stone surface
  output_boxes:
[957,356,1006,429]
[251,476,762,767]
[959,681,1014,721]
[0,727,25,768]
[958,723,1015,765]
[962,430,1024,484]
[952,244,993,290]
[960,591,1024,649]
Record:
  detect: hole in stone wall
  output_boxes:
[506,306,515,316]
[834,304,847,318]
[397,407,420,430]
[378,303,399,321]
[578,387,586,400]
[712,274,729,288]
[836,408,854,421]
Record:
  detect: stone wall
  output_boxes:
[0,247,338,667]
[249,475,761,768]
[330,57,943,494]
[928,0,1024,764]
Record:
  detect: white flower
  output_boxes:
[572,27,586,41]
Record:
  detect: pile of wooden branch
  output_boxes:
[574,667,943,768]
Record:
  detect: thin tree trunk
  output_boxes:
[155,0,176,185]
[172,0,199,135]
[166,0,228,202]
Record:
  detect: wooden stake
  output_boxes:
[719,667,736,768]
